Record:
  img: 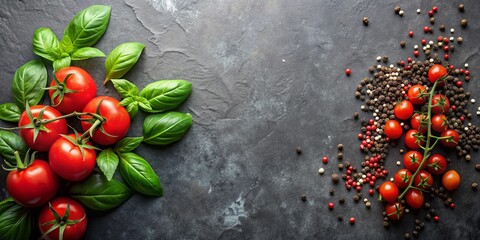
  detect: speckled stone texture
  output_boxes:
[0,0,479,239]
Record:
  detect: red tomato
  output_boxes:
[405,189,424,209]
[442,170,460,191]
[49,134,97,181]
[6,160,59,207]
[431,94,450,114]
[18,105,68,152]
[404,129,424,149]
[393,168,413,189]
[407,84,427,105]
[413,170,433,190]
[384,120,403,139]
[410,113,427,133]
[428,64,447,84]
[403,150,424,172]
[81,96,130,145]
[431,114,448,132]
[49,67,97,114]
[394,100,414,120]
[379,181,399,203]
[440,129,460,148]
[426,154,447,175]
[38,197,87,240]
[385,202,404,221]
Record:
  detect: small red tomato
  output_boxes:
[431,114,448,132]
[431,94,450,114]
[379,181,399,203]
[345,68,351,76]
[403,150,424,172]
[393,168,413,189]
[426,154,447,175]
[38,197,87,240]
[414,170,433,190]
[384,120,403,139]
[442,170,461,191]
[404,129,424,150]
[385,202,404,221]
[440,129,460,148]
[394,100,414,120]
[410,113,427,133]
[405,189,424,209]
[428,64,447,84]
[407,84,427,105]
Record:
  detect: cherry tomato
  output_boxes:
[428,64,447,84]
[431,94,450,114]
[81,96,130,145]
[440,129,460,148]
[407,84,427,105]
[49,134,97,181]
[394,100,414,120]
[6,160,59,207]
[49,67,97,114]
[405,189,424,209]
[18,105,68,152]
[431,114,448,132]
[38,197,87,240]
[442,170,460,191]
[413,170,433,190]
[404,129,424,150]
[379,181,399,203]
[403,150,424,172]
[393,168,413,189]
[410,113,427,133]
[384,120,403,139]
[426,154,447,175]
[385,202,404,221]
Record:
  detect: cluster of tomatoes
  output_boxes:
[378,64,461,221]
[6,66,130,239]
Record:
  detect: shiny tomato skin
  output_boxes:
[431,114,448,132]
[440,129,460,148]
[407,84,427,105]
[442,170,461,191]
[426,154,447,175]
[379,181,399,203]
[385,202,404,221]
[394,100,414,120]
[403,150,424,172]
[428,64,447,84]
[405,129,424,150]
[18,105,68,152]
[49,134,97,181]
[81,96,130,145]
[49,67,97,114]
[38,197,87,240]
[413,170,433,190]
[394,168,413,189]
[405,189,424,209]
[384,120,403,139]
[431,94,450,114]
[410,113,427,133]
[6,160,59,207]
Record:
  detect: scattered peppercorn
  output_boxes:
[322,156,329,163]
[362,17,369,26]
[429,17,435,24]
[296,147,303,154]
[337,215,344,221]
[472,183,478,190]
[460,19,468,28]
[329,189,334,196]
[475,164,480,171]
[332,173,340,183]
[328,202,335,209]
[394,6,401,14]
[346,68,352,76]
[458,3,465,12]
[439,24,446,32]
[337,152,343,160]
[400,41,406,48]
[349,217,356,224]
[301,194,307,201]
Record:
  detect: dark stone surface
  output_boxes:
[0,0,479,239]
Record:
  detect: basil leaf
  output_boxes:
[119,97,135,107]
[125,101,139,118]
[111,79,138,98]
[118,152,163,197]
[0,199,34,240]
[64,5,111,50]
[105,42,145,83]
[53,55,71,72]
[96,149,119,181]
[69,173,133,211]
[59,35,74,54]
[136,96,152,111]
[46,47,62,60]
[143,112,193,145]
[0,103,21,122]
[0,130,28,164]
[11,60,47,111]
[32,27,60,61]
[71,47,105,60]
[139,80,192,113]
[114,136,144,153]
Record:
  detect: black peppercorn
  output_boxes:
[301,194,307,201]
[394,6,401,14]
[400,41,406,48]
[296,147,302,155]
[458,3,465,12]
[472,182,478,190]
[362,16,369,26]
[461,19,468,28]
[439,24,446,32]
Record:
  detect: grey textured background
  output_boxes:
[0,0,479,239]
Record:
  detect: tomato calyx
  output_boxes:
[387,202,404,220]
[46,73,79,108]
[2,151,34,171]
[40,202,86,240]
[80,99,118,139]
[61,131,99,161]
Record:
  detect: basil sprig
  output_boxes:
[104,42,145,84]
[0,198,34,240]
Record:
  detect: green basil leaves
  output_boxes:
[105,42,145,84]
[115,136,144,153]
[32,28,60,61]
[0,103,21,122]
[96,149,119,181]
[143,112,193,145]
[118,152,163,196]
[11,60,47,111]
[0,130,28,164]
[140,80,192,113]
[0,198,34,240]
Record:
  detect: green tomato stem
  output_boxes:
[14,151,25,169]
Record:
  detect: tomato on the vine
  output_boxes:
[38,197,87,240]
[403,150,424,172]
[413,170,433,190]
[18,105,68,152]
[393,168,413,189]
[428,64,447,84]
[49,134,97,181]
[410,113,427,133]
[385,202,404,221]
[405,189,424,209]
[394,100,414,120]
[81,96,130,145]
[407,84,427,105]
[49,66,97,114]
[384,120,403,139]
[379,181,399,203]
[404,129,425,149]
[440,129,460,148]
[431,94,450,114]
[426,154,447,175]
[431,114,448,132]
[442,170,461,191]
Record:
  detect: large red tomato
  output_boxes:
[18,105,68,151]
[38,197,87,240]
[81,96,130,145]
